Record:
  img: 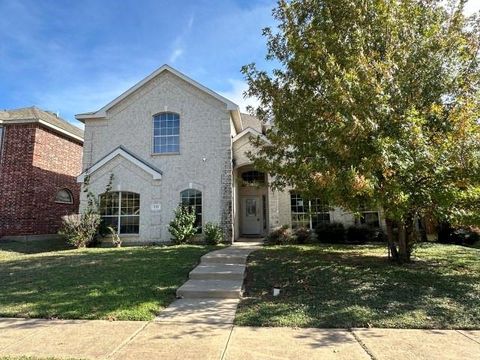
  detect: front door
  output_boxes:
[241,196,262,235]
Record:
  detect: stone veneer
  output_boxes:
[80,72,233,243]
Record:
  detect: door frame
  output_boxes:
[240,195,263,236]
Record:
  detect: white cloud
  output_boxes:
[169,48,184,63]
[168,13,195,64]
[219,79,260,113]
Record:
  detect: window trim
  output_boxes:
[100,191,140,235]
[290,192,330,229]
[180,188,203,233]
[356,209,380,228]
[54,188,74,204]
[152,112,180,155]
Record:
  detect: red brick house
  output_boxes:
[0,107,84,240]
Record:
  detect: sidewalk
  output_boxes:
[1,317,479,359]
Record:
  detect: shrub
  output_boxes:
[168,205,197,244]
[203,222,224,245]
[315,222,345,243]
[450,226,480,246]
[293,227,313,244]
[264,225,293,245]
[59,213,101,248]
[375,229,387,242]
[346,225,373,244]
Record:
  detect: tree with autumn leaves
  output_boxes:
[243,0,480,261]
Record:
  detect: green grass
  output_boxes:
[0,239,219,321]
[235,243,480,329]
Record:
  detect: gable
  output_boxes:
[77,146,162,183]
[75,65,238,121]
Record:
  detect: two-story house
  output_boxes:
[0,107,83,240]
[76,65,385,243]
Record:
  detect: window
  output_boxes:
[241,170,265,185]
[153,112,179,153]
[356,205,380,227]
[180,189,202,233]
[55,188,74,204]
[290,192,330,229]
[99,192,140,234]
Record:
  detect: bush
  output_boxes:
[168,205,197,244]
[293,227,313,244]
[346,225,373,244]
[265,225,294,245]
[59,213,101,248]
[450,227,480,246]
[203,222,224,245]
[315,222,345,243]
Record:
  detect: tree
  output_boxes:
[243,0,480,261]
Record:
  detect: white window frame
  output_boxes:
[290,193,330,229]
[180,189,203,233]
[100,191,140,235]
[152,112,180,154]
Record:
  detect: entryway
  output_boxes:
[240,196,262,236]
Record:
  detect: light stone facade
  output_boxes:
[79,70,232,243]
[77,65,385,244]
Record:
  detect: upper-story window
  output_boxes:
[153,112,179,154]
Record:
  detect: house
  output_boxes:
[76,65,385,243]
[0,107,84,240]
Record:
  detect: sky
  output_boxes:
[1,0,479,128]
[0,0,277,127]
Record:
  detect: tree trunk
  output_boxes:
[385,219,398,261]
[398,222,408,262]
[398,215,415,262]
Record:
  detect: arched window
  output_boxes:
[241,170,266,185]
[180,189,202,233]
[153,112,180,153]
[55,188,74,204]
[99,191,140,234]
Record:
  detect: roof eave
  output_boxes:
[75,64,239,121]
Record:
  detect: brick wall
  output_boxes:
[0,124,83,237]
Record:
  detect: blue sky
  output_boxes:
[1,0,479,128]
[0,0,277,127]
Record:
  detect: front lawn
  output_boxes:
[236,243,480,329]
[0,240,219,321]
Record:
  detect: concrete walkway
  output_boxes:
[155,241,260,325]
[1,318,479,359]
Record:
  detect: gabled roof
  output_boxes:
[240,113,263,132]
[75,64,239,121]
[77,146,162,182]
[0,106,84,142]
[232,127,269,143]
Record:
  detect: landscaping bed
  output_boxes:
[235,243,480,329]
[0,239,219,321]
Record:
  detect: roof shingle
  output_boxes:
[0,106,84,141]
